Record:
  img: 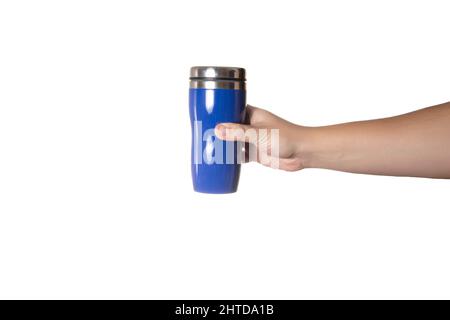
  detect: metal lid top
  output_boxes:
[190,66,246,81]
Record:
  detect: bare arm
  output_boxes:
[215,102,450,178]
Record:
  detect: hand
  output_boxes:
[214,105,306,171]
[215,102,450,178]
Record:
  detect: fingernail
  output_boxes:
[216,124,226,137]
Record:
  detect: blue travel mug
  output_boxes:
[189,66,246,193]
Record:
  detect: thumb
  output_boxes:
[214,123,256,142]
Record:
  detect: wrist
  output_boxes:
[292,125,322,169]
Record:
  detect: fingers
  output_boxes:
[215,122,273,156]
[214,122,273,150]
[214,123,255,142]
[215,122,284,169]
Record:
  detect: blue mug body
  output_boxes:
[189,87,246,193]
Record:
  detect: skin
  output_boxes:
[214,102,450,178]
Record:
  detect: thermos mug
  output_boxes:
[189,66,246,193]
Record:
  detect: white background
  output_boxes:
[0,0,449,299]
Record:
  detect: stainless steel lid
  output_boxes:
[190,66,246,89]
[190,66,246,81]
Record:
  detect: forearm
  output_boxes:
[298,102,450,178]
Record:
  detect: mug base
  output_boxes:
[193,186,238,194]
